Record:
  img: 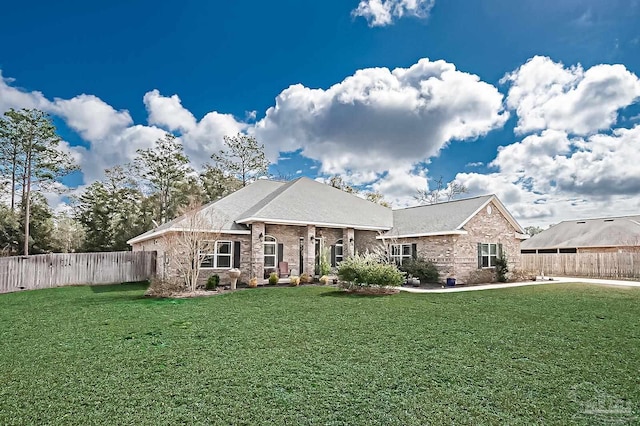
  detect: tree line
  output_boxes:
[0,108,269,255]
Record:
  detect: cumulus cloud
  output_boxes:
[51,94,133,141]
[503,56,640,135]
[370,167,428,207]
[143,89,197,133]
[456,123,640,226]
[0,71,50,111]
[352,0,435,27]
[253,58,508,174]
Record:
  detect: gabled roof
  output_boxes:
[522,215,640,249]
[236,177,393,230]
[127,177,392,245]
[380,194,525,239]
[127,180,285,245]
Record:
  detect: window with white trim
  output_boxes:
[335,239,344,264]
[480,243,498,268]
[199,241,232,269]
[390,244,412,265]
[263,235,277,268]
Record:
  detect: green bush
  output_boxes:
[496,253,509,283]
[319,247,331,276]
[205,274,220,290]
[268,272,279,285]
[337,253,405,289]
[399,258,440,284]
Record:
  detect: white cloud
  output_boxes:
[503,56,640,135]
[371,167,428,207]
[352,0,435,27]
[51,94,133,141]
[0,71,50,112]
[456,123,640,227]
[143,89,197,133]
[253,58,507,175]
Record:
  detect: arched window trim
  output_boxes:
[334,239,344,264]
[263,235,277,268]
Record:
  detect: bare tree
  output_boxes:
[159,201,223,293]
[415,177,468,205]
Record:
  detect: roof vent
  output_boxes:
[604,219,614,222]
[577,221,586,224]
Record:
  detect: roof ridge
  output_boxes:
[392,194,493,211]
[558,214,640,224]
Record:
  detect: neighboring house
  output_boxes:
[128,177,526,285]
[521,215,640,254]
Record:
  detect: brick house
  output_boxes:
[128,177,526,285]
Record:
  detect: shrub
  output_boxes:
[399,258,440,284]
[496,253,509,283]
[319,275,329,285]
[509,269,538,282]
[144,277,184,297]
[319,247,331,276]
[268,272,279,285]
[289,276,300,286]
[300,273,312,284]
[337,253,405,290]
[205,274,220,290]
[248,277,258,288]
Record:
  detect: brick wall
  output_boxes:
[264,224,307,276]
[453,200,522,283]
[354,230,381,254]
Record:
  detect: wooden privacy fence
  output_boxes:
[0,251,156,294]
[521,252,640,279]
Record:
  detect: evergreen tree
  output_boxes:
[135,133,192,223]
[211,133,269,187]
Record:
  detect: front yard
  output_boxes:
[1,283,639,424]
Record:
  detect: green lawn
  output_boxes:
[1,284,639,425]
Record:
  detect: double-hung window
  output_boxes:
[479,243,499,268]
[199,241,232,269]
[390,244,413,265]
[334,239,344,264]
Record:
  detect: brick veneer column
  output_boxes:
[305,225,316,276]
[343,228,355,258]
[251,222,265,279]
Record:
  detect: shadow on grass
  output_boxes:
[319,289,397,298]
[90,281,149,293]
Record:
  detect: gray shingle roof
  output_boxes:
[521,215,640,249]
[236,177,393,229]
[127,180,285,244]
[383,195,495,237]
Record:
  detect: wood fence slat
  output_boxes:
[521,252,640,279]
[0,251,156,294]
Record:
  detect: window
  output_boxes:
[334,239,344,264]
[199,241,232,269]
[390,244,413,265]
[263,235,277,268]
[479,243,498,268]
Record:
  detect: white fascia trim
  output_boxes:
[516,233,530,240]
[237,217,392,231]
[376,230,468,240]
[127,227,250,245]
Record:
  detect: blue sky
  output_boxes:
[1,0,640,226]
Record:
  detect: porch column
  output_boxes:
[343,228,355,258]
[251,222,265,279]
[305,225,316,276]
